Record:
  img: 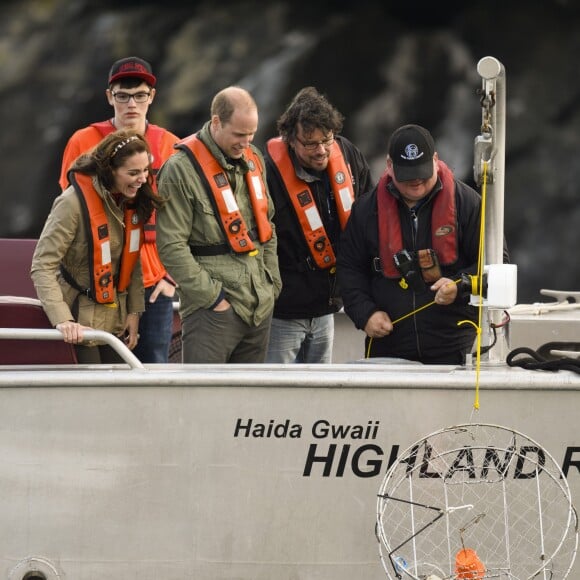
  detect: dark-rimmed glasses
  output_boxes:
[295,135,335,151]
[111,91,151,104]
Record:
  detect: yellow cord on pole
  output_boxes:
[467,159,489,410]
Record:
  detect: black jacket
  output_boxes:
[265,136,374,319]
[337,173,484,364]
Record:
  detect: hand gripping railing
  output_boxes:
[0,328,146,369]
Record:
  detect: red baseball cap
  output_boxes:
[108,57,156,87]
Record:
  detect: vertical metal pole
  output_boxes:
[475,56,509,363]
[477,56,506,265]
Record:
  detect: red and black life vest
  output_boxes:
[69,172,143,303]
[266,137,354,270]
[377,160,458,278]
[177,134,272,254]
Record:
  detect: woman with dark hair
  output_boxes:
[31,129,162,363]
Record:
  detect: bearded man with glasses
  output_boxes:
[264,87,374,364]
[58,56,180,364]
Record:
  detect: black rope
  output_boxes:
[506,345,580,374]
[537,341,580,360]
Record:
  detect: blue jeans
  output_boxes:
[266,315,334,363]
[132,286,174,363]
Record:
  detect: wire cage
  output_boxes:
[376,423,578,580]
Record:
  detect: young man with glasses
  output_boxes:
[59,56,180,363]
[264,87,374,363]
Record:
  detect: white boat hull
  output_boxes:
[1,363,579,579]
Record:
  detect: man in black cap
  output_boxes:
[337,124,483,364]
[59,56,180,364]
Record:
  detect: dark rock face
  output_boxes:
[1,0,579,302]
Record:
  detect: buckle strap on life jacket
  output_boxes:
[177,134,272,254]
[59,264,93,298]
[190,228,258,256]
[189,243,230,257]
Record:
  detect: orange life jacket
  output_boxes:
[266,137,355,270]
[177,134,272,254]
[377,159,458,278]
[91,121,166,172]
[69,172,143,303]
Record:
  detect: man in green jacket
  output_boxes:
[156,86,281,363]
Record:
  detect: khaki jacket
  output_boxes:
[31,177,145,340]
[156,122,281,326]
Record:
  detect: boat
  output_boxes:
[1,57,579,580]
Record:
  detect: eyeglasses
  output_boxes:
[295,135,335,151]
[111,91,151,103]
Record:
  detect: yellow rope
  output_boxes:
[463,159,489,410]
[365,279,462,359]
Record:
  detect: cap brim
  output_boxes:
[109,72,157,87]
[392,160,434,182]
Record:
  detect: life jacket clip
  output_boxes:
[229,219,242,234]
[393,249,425,292]
[314,236,327,252]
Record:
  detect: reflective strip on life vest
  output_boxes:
[69,172,142,302]
[177,134,272,254]
[377,159,458,278]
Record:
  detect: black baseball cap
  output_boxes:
[388,124,435,181]
[108,57,156,87]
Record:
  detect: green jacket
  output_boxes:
[31,177,145,340]
[156,122,281,327]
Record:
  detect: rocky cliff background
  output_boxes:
[1,0,579,302]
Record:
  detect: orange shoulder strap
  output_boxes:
[326,141,355,230]
[243,147,272,243]
[117,203,143,292]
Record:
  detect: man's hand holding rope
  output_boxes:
[430,277,458,305]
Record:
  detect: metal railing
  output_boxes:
[0,328,146,369]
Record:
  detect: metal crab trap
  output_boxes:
[376,423,578,579]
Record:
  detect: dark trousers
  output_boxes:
[181,306,272,364]
[75,344,124,364]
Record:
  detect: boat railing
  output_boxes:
[0,327,146,369]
